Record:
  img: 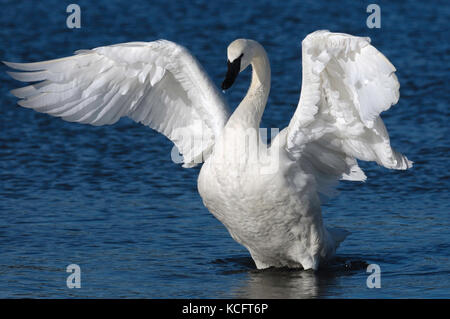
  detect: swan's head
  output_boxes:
[222,39,257,90]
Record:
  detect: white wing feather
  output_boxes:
[284,31,412,196]
[4,40,229,167]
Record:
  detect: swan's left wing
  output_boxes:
[282,31,412,196]
[4,40,229,167]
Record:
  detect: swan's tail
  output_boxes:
[317,227,350,269]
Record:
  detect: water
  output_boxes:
[0,0,449,298]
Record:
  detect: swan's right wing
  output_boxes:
[283,31,412,197]
[4,40,229,167]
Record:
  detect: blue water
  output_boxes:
[0,0,449,298]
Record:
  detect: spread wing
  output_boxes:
[4,40,230,167]
[282,30,412,197]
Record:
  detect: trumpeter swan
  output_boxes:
[4,30,412,270]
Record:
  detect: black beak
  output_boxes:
[221,53,243,90]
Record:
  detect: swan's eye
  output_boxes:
[227,53,244,65]
[233,53,244,64]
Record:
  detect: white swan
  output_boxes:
[4,30,412,270]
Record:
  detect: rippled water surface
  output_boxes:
[0,0,449,298]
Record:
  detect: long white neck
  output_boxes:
[227,44,271,130]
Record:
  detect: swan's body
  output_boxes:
[5,31,412,270]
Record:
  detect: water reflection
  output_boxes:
[236,269,325,298]
[222,256,368,298]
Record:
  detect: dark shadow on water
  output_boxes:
[212,256,256,273]
[212,255,369,298]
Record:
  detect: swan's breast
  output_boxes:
[198,150,301,231]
